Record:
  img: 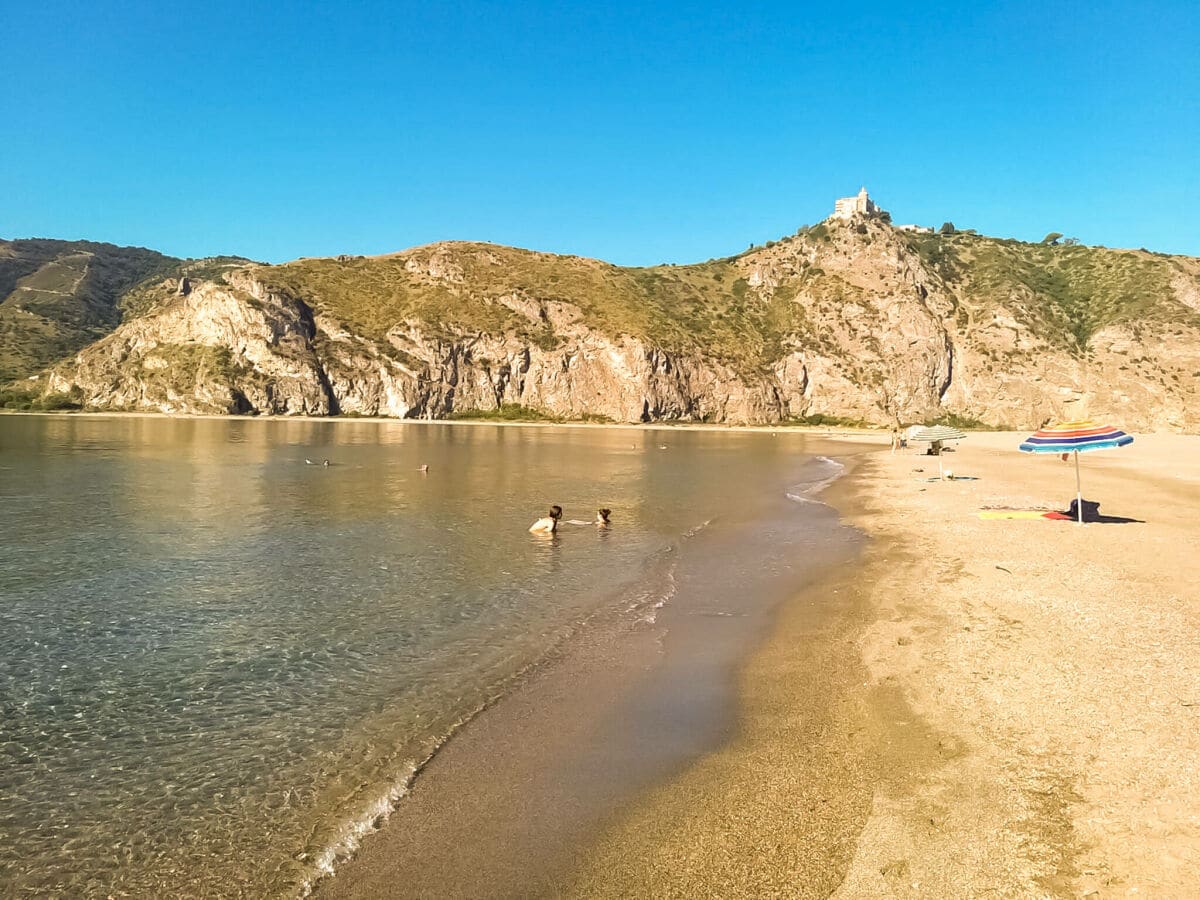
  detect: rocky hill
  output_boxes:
[0,239,178,384]
[10,218,1200,429]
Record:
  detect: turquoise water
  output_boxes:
[0,416,847,897]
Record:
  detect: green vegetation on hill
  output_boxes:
[0,386,83,411]
[0,239,178,383]
[779,413,874,428]
[253,226,1200,389]
[251,244,808,377]
[904,231,1200,354]
[926,412,1005,431]
[447,405,616,424]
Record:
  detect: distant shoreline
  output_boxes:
[0,408,887,438]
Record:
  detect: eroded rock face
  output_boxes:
[37,224,1200,430]
[44,281,333,415]
[40,278,777,421]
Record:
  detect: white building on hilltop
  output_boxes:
[832,186,879,220]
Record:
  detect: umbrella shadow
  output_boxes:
[1061,498,1144,525]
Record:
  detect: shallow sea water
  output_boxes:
[0,416,851,897]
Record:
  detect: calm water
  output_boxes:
[0,416,850,897]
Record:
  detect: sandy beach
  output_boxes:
[567,432,1200,897]
[8,411,1199,895]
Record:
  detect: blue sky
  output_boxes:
[2,1,1197,263]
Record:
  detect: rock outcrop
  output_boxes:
[25,218,1200,430]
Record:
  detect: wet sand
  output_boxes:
[562,460,894,898]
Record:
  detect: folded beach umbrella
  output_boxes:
[1019,421,1133,524]
[908,425,967,479]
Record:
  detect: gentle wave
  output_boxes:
[302,773,414,894]
[298,638,575,896]
[300,515,721,895]
[785,455,846,504]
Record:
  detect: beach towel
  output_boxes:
[977,510,1072,520]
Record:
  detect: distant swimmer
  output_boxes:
[529,505,563,535]
[323,459,330,467]
[595,508,612,527]
[419,464,429,473]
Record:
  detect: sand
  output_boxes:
[838,433,1200,897]
[566,432,1200,897]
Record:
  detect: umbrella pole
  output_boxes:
[937,447,944,480]
[1074,450,1083,525]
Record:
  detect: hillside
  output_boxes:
[14,217,1200,429]
[0,239,179,384]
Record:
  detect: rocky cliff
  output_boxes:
[20,218,1200,429]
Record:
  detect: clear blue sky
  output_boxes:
[2,1,1197,264]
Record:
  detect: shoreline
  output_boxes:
[312,440,873,899]
[0,408,886,438]
[562,463,887,896]
[16,417,1197,894]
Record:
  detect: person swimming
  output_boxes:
[529,505,563,534]
[595,508,612,527]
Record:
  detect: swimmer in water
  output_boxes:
[595,508,612,527]
[529,505,563,534]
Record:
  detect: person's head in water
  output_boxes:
[529,504,563,535]
[596,508,611,525]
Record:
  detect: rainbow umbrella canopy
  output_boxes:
[1019,421,1134,524]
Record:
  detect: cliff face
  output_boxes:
[41,272,787,422]
[29,219,1200,430]
[43,277,333,415]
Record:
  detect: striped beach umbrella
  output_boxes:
[908,425,967,479]
[1019,421,1133,524]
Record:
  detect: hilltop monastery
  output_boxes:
[832,187,879,219]
[833,187,931,232]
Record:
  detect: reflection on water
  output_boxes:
[0,416,841,897]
